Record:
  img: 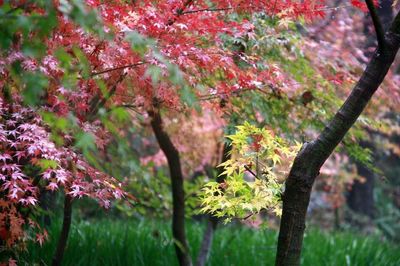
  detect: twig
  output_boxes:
[244,165,258,179]
[91,62,146,76]
[167,0,194,25]
[182,7,233,14]
[242,212,255,220]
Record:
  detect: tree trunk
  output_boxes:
[196,143,231,266]
[196,216,218,266]
[347,158,375,218]
[149,109,192,266]
[275,13,400,266]
[52,195,72,266]
[40,190,56,227]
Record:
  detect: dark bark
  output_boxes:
[216,143,232,184]
[275,13,400,266]
[195,143,231,266]
[87,74,126,121]
[40,190,55,227]
[366,0,386,49]
[364,0,393,58]
[149,109,192,266]
[51,195,72,266]
[196,216,218,266]
[347,154,375,218]
[378,0,394,30]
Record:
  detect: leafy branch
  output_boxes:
[199,122,301,223]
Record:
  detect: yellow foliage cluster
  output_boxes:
[200,122,301,223]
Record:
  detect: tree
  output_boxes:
[346,0,393,221]
[276,2,400,264]
[0,2,129,262]
[148,108,192,265]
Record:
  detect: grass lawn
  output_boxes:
[15,219,400,266]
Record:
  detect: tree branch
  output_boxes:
[182,7,233,14]
[244,165,259,179]
[167,0,195,26]
[91,62,145,76]
[311,11,400,169]
[366,0,386,50]
[87,74,126,121]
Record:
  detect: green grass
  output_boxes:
[15,219,400,266]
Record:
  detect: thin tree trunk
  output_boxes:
[275,12,400,266]
[196,143,231,266]
[347,157,375,218]
[149,109,192,266]
[52,195,72,266]
[196,216,218,266]
[40,190,56,227]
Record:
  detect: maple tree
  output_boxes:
[0,2,130,264]
[1,0,400,266]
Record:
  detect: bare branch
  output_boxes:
[91,62,145,76]
[182,7,233,14]
[87,74,127,120]
[167,0,195,26]
[244,165,259,179]
[183,4,354,16]
[242,212,255,220]
[366,0,386,50]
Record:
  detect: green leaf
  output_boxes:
[21,72,49,106]
[125,31,153,55]
[21,41,46,58]
[179,85,199,109]
[37,159,58,171]
[111,107,130,123]
[146,65,162,85]
[75,132,96,151]
[73,46,91,79]
[55,48,73,68]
